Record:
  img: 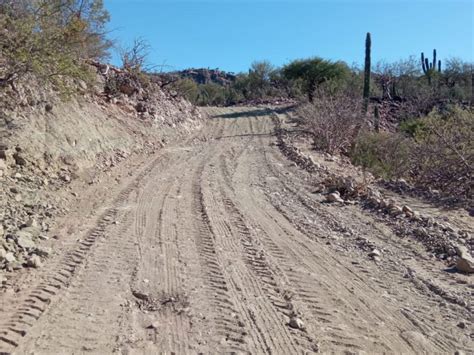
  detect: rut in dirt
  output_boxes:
[0,107,472,354]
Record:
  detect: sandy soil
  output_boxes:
[0,107,472,354]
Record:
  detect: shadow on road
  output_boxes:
[211,105,297,119]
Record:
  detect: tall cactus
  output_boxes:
[421,49,441,85]
[363,32,371,114]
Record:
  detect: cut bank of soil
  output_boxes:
[0,107,472,354]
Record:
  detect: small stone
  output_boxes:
[457,321,466,329]
[147,321,160,329]
[326,191,344,203]
[455,246,474,273]
[9,261,23,270]
[16,233,36,250]
[13,152,26,166]
[20,226,41,238]
[289,316,305,330]
[25,218,39,228]
[4,252,16,263]
[389,206,404,216]
[34,246,52,257]
[369,249,381,258]
[27,255,42,268]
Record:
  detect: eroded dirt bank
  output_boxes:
[0,107,472,354]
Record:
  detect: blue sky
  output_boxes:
[104,0,473,73]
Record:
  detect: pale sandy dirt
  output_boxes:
[0,107,472,354]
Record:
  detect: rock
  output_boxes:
[0,247,7,260]
[289,316,305,330]
[13,151,27,166]
[0,159,7,171]
[455,246,474,273]
[61,174,71,182]
[369,249,381,258]
[20,226,41,238]
[326,191,344,203]
[146,321,160,329]
[402,205,413,214]
[27,255,42,268]
[136,102,147,113]
[4,252,16,263]
[8,261,23,270]
[389,206,404,216]
[34,246,52,257]
[25,218,39,228]
[16,233,36,250]
[45,103,53,112]
[456,321,466,329]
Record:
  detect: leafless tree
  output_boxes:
[297,89,366,154]
[119,37,150,72]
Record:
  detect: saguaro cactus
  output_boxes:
[421,49,441,85]
[363,32,371,113]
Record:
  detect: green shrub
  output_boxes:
[351,131,413,179]
[0,0,110,93]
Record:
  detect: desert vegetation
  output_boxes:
[0,0,111,92]
[168,35,472,205]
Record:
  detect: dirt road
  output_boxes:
[0,107,472,354]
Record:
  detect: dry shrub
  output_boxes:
[352,105,473,203]
[411,106,473,201]
[297,90,365,154]
[352,131,413,179]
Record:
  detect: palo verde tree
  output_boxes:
[282,57,349,102]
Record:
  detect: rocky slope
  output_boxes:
[0,64,203,273]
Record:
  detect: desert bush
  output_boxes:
[0,0,110,92]
[196,83,226,106]
[411,106,473,200]
[171,78,199,104]
[297,89,365,154]
[352,131,413,179]
[352,105,473,202]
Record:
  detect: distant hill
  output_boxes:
[160,68,237,86]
